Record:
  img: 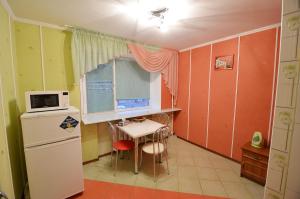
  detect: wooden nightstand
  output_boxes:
[241,142,270,185]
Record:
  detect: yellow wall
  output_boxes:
[2,3,168,198]
[0,3,25,199]
[14,22,110,163]
[0,10,113,197]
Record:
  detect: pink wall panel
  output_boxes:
[161,76,172,109]
[207,38,239,157]
[232,29,277,161]
[174,51,190,139]
[188,45,211,146]
[174,27,279,161]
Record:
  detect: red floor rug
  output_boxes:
[70,179,227,199]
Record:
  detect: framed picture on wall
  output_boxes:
[215,55,234,70]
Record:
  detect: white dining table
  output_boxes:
[117,119,165,174]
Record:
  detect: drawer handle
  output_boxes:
[253,156,261,160]
[243,162,267,170]
[290,81,295,106]
[244,154,263,161]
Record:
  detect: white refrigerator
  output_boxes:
[21,106,84,199]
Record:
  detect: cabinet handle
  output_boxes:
[279,168,284,192]
[290,79,295,106]
[253,156,261,160]
[244,154,262,161]
[296,30,299,59]
[285,125,290,151]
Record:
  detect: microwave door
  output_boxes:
[30,94,59,110]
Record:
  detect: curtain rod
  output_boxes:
[65,25,160,50]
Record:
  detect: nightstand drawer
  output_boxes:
[242,150,268,165]
[242,161,267,176]
[241,161,267,185]
[242,156,268,169]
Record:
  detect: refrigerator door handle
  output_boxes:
[25,136,80,149]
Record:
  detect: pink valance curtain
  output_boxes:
[128,44,178,104]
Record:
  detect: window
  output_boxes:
[86,61,114,113]
[115,58,150,109]
[117,99,149,109]
[84,58,151,114]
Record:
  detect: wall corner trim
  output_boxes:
[186,49,192,140]
[14,17,67,30]
[230,36,241,158]
[179,23,281,52]
[267,27,279,144]
[0,0,15,18]
[0,0,67,30]
[205,44,213,148]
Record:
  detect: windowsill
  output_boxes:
[81,107,181,125]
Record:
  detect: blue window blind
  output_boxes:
[115,58,150,100]
[117,98,149,109]
[86,62,114,113]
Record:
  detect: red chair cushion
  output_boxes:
[113,140,135,151]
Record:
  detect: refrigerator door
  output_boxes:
[25,137,84,199]
[21,107,81,147]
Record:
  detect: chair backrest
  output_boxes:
[160,113,171,127]
[152,113,171,127]
[107,121,118,143]
[151,114,172,136]
[151,126,170,154]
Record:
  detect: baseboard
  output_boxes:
[82,152,111,165]
[176,135,241,164]
[82,135,241,165]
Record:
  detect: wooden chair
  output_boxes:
[107,122,134,176]
[139,126,170,181]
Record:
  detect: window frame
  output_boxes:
[80,56,160,116]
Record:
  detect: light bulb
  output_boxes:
[160,23,169,32]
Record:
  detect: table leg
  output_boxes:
[159,153,162,163]
[134,138,139,174]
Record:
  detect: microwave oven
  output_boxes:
[25,91,69,113]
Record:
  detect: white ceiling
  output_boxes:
[7,0,281,50]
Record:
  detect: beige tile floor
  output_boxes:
[83,136,265,199]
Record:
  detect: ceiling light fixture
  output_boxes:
[119,0,189,32]
[150,7,169,32]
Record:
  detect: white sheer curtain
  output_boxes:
[71,29,129,83]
